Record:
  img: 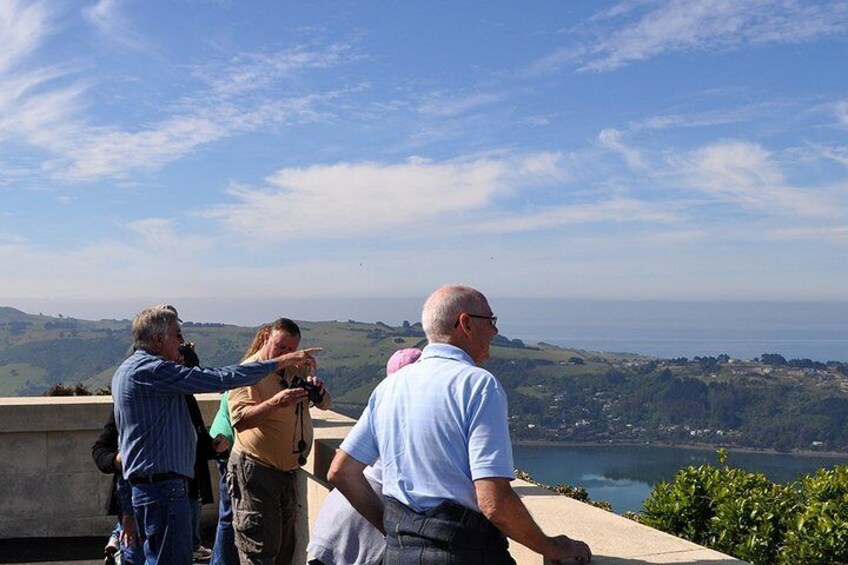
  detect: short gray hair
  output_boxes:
[133,305,179,350]
[421,285,488,343]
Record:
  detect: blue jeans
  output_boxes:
[211,458,239,565]
[190,497,202,550]
[131,478,192,565]
[111,518,139,564]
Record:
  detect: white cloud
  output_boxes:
[201,153,587,240]
[0,5,357,184]
[125,217,215,252]
[0,231,28,244]
[204,157,511,239]
[817,145,848,168]
[59,115,229,181]
[598,128,644,169]
[517,152,572,183]
[471,197,679,234]
[82,0,148,50]
[633,101,792,131]
[0,0,52,74]
[523,46,585,77]
[675,140,837,217]
[417,92,506,118]
[192,43,362,98]
[533,0,848,74]
[51,92,339,181]
[837,99,848,128]
[770,225,848,241]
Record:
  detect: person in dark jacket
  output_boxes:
[182,342,230,561]
[186,391,226,561]
[91,411,138,564]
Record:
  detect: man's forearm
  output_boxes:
[476,479,553,556]
[336,474,385,533]
[328,450,385,533]
[232,400,277,430]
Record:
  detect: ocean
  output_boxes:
[492,299,848,362]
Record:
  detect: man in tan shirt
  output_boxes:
[228,318,332,565]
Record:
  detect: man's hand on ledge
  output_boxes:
[547,534,592,563]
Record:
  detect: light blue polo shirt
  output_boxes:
[340,343,514,513]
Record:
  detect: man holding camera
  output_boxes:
[228,318,333,565]
[112,305,321,565]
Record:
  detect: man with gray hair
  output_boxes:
[112,305,321,565]
[329,285,592,564]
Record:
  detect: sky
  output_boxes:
[1,0,847,326]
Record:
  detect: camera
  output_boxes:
[291,376,325,405]
[179,343,200,368]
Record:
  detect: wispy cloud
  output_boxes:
[0,231,28,244]
[471,197,679,235]
[632,100,795,131]
[82,0,149,51]
[674,140,837,217]
[817,144,848,168]
[191,43,363,98]
[0,0,53,74]
[531,0,848,74]
[51,92,340,181]
[125,217,214,252]
[417,92,506,118]
[837,99,848,128]
[770,225,848,241]
[598,128,644,169]
[0,16,355,183]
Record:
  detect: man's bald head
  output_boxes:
[421,285,489,344]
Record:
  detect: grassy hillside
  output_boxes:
[2,306,847,454]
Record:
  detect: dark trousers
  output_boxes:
[228,450,299,565]
[383,498,515,565]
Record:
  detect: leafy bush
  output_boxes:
[44,382,93,396]
[640,450,848,564]
[781,466,848,564]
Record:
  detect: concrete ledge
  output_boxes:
[303,407,744,564]
[0,396,745,564]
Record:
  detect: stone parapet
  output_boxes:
[0,396,744,564]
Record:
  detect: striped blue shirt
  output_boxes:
[112,349,277,480]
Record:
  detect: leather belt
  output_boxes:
[129,471,187,485]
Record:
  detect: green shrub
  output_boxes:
[641,450,848,564]
[781,466,848,565]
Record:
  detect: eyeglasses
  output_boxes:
[454,314,498,329]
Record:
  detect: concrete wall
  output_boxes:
[0,396,744,564]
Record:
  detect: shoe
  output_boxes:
[193,545,213,562]
[104,532,120,563]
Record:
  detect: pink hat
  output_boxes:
[386,348,422,375]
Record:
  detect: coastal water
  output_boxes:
[513,444,848,514]
[494,299,848,362]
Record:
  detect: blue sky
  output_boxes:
[1,0,847,323]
